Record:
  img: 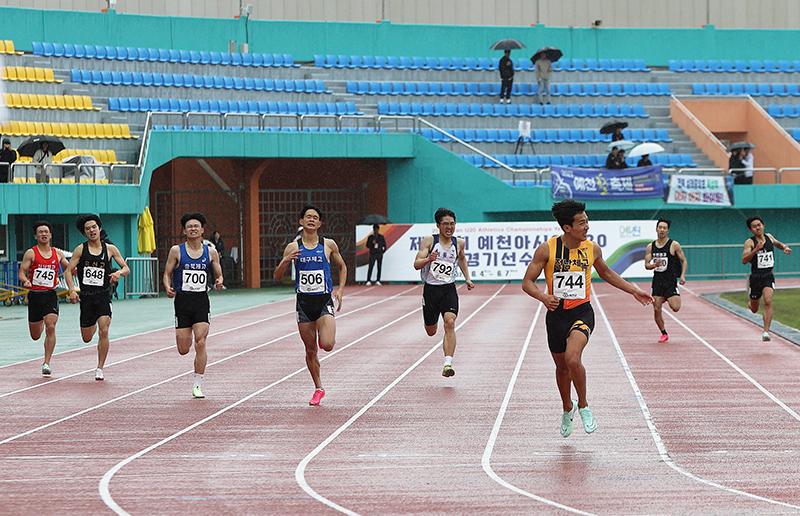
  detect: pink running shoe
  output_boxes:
[309,388,325,406]
[658,334,669,343]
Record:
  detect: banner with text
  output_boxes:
[551,165,664,200]
[355,221,655,282]
[665,174,732,206]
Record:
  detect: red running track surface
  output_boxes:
[1,281,800,515]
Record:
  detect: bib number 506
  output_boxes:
[299,270,325,293]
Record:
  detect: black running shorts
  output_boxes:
[296,293,335,323]
[27,289,59,323]
[79,291,113,328]
[174,292,210,329]
[545,302,595,354]
[422,282,459,327]
[749,273,775,300]
[651,276,680,299]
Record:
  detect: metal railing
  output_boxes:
[124,257,159,298]
[729,167,779,183]
[682,243,800,280]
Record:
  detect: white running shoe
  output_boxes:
[95,368,104,381]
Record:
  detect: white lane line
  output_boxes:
[1,286,420,446]
[481,302,596,516]
[295,284,506,516]
[594,292,800,510]
[99,291,425,516]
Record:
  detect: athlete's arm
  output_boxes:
[643,242,659,270]
[456,238,474,290]
[413,235,436,270]
[766,233,792,255]
[162,245,181,298]
[521,243,559,311]
[742,238,761,264]
[672,241,688,285]
[208,246,224,290]
[107,245,131,284]
[273,241,300,283]
[18,249,34,289]
[327,239,347,311]
[593,242,653,306]
[65,244,83,303]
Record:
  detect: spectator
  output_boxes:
[729,149,749,184]
[0,138,17,183]
[365,224,387,286]
[611,127,625,142]
[211,231,225,258]
[32,141,53,183]
[605,147,628,169]
[498,50,515,104]
[637,154,652,167]
[741,148,754,183]
[533,53,553,105]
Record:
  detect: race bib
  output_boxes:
[82,266,105,287]
[652,256,668,273]
[552,271,586,299]
[181,269,207,292]
[298,269,325,294]
[757,250,774,269]
[32,267,56,288]
[428,259,455,283]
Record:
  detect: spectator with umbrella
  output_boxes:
[532,47,561,105]
[728,142,754,184]
[0,138,16,183]
[628,142,665,167]
[491,39,525,105]
[600,121,628,142]
[17,135,65,183]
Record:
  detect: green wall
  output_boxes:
[4,6,800,66]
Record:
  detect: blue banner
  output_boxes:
[551,165,664,200]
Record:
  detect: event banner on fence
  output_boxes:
[355,221,654,283]
[551,165,664,200]
[665,174,732,206]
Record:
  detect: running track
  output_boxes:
[1,280,800,515]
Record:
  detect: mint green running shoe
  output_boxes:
[42,363,51,376]
[579,405,597,433]
[192,386,205,399]
[560,400,578,437]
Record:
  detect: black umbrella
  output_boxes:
[490,39,526,51]
[531,46,562,62]
[599,120,628,135]
[728,141,756,151]
[356,214,392,225]
[17,135,65,158]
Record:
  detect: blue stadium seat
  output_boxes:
[595,83,611,97]
[632,105,648,117]
[609,84,623,96]
[634,59,650,72]
[744,83,758,96]
[749,60,764,73]
[691,84,706,95]
[782,105,798,118]
[400,56,414,69]
[453,83,467,96]
[757,84,773,97]
[411,56,425,69]
[772,84,787,97]
[734,60,750,72]
[423,57,440,70]
[731,84,744,95]
[763,60,778,73]
[778,60,792,72]
[786,84,800,96]
[656,129,673,142]
[606,105,621,117]
[380,82,392,95]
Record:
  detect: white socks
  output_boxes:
[444,356,453,367]
[193,373,204,389]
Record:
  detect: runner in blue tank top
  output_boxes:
[413,207,474,378]
[274,205,347,406]
[163,212,224,399]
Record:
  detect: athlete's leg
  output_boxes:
[175,328,194,355]
[666,295,681,313]
[425,322,438,336]
[565,330,590,408]
[652,295,666,332]
[94,316,111,370]
[761,287,774,332]
[748,297,761,314]
[81,324,97,343]
[317,314,336,352]
[442,311,457,357]
[29,320,44,340]
[551,352,573,412]
[190,322,209,374]
[299,321,322,388]
[42,313,58,366]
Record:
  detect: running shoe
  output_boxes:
[42,363,51,376]
[442,365,455,377]
[375,281,382,286]
[560,400,578,438]
[309,388,325,406]
[192,386,205,399]
[762,332,771,342]
[579,405,597,433]
[95,368,104,381]
[658,333,669,343]
[365,281,372,286]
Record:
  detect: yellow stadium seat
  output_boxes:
[4,66,16,80]
[74,123,88,138]
[8,121,22,136]
[4,41,23,55]
[44,68,62,83]
[80,178,94,184]
[42,122,54,135]
[25,67,36,82]
[85,124,98,139]
[17,155,31,163]
[0,121,12,133]
[111,124,122,138]
[27,177,36,183]
[14,66,26,80]
[96,178,109,184]
[0,40,5,54]
[64,96,76,110]
[49,177,61,184]
[1,67,8,80]
[120,124,139,139]
[22,121,35,136]
[19,93,31,108]
[107,150,119,162]
[55,96,67,110]
[12,176,25,183]
[67,123,79,138]
[45,95,57,109]
[34,68,45,82]
[82,96,101,111]
[98,125,114,138]
[34,94,47,108]
[73,96,85,110]
[3,92,10,107]
[32,122,44,134]
[62,178,75,184]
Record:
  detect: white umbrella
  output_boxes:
[605,140,636,153]
[628,142,665,158]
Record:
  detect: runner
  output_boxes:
[413,207,475,378]
[64,214,130,380]
[18,220,70,377]
[644,218,688,342]
[521,199,653,437]
[742,215,792,341]
[163,213,223,398]
[273,205,346,406]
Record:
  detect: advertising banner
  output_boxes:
[665,174,732,206]
[355,221,655,283]
[551,165,664,200]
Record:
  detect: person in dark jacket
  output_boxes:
[605,147,628,169]
[637,154,652,167]
[366,224,387,285]
[611,127,625,142]
[0,138,17,182]
[729,149,750,184]
[498,50,515,104]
